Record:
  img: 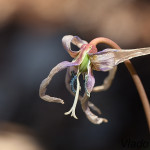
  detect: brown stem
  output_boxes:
[90,37,150,131]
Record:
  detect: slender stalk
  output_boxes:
[64,73,80,119]
[90,37,150,131]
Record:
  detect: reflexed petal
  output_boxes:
[92,66,117,92]
[62,35,88,58]
[88,101,101,114]
[85,65,95,97]
[39,61,79,104]
[106,47,150,65]
[90,47,150,71]
[81,94,107,124]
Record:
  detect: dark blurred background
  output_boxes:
[0,0,149,150]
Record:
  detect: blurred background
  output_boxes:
[0,0,149,150]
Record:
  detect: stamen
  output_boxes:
[65,73,80,119]
[84,75,90,97]
[70,75,77,93]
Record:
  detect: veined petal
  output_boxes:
[85,64,95,97]
[39,61,79,104]
[106,47,150,65]
[88,101,101,114]
[89,50,115,72]
[81,94,108,124]
[90,47,150,72]
[62,35,88,58]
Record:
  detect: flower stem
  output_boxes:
[90,37,150,131]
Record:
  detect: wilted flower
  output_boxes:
[39,35,150,124]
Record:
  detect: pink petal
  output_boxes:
[62,35,88,58]
[90,47,150,72]
[39,61,79,104]
[85,66,95,96]
[89,50,115,71]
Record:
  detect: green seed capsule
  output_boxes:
[79,54,90,73]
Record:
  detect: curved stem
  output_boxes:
[90,37,150,131]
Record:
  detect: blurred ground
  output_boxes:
[0,0,149,150]
[0,123,44,150]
